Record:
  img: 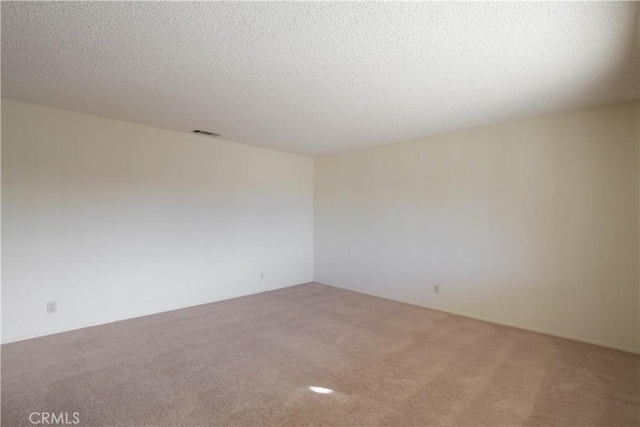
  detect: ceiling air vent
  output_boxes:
[192,130,220,137]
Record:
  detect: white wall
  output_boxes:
[4,99,638,353]
[2,99,314,343]
[315,102,639,353]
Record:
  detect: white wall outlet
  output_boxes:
[47,301,57,314]
[260,272,264,279]
[434,285,440,294]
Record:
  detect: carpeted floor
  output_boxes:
[2,283,638,426]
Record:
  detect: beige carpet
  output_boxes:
[2,283,638,426]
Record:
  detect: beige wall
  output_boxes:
[2,99,314,343]
[315,102,640,352]
[3,98,638,352]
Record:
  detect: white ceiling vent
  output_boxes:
[192,130,220,137]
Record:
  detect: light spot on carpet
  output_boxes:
[309,386,334,394]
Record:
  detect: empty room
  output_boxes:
[1,1,638,426]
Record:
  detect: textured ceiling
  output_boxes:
[2,2,638,157]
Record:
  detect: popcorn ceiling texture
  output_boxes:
[2,2,638,157]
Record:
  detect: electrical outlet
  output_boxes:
[47,301,57,314]
[260,272,264,279]
[434,285,440,294]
